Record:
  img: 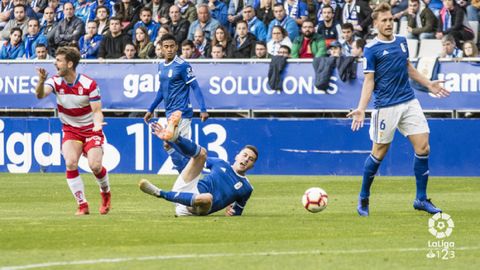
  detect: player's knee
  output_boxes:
[194,193,213,215]
[88,161,102,174]
[64,158,79,170]
[416,144,430,156]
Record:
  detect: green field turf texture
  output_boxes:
[0,174,479,270]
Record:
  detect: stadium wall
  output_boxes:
[0,118,478,176]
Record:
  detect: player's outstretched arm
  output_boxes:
[190,80,209,122]
[347,72,375,131]
[144,88,164,124]
[35,67,53,99]
[407,62,450,98]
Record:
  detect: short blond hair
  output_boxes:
[371,2,391,21]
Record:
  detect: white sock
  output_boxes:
[67,174,87,205]
[95,167,110,193]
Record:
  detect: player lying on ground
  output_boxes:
[35,46,111,216]
[139,111,258,216]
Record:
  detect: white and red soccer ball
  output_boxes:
[302,187,328,213]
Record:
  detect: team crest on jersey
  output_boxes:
[78,86,83,95]
[59,88,65,95]
[168,69,173,78]
[234,182,243,190]
[187,67,194,78]
[400,43,407,53]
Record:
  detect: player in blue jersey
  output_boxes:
[144,33,209,140]
[347,3,450,217]
[139,111,258,216]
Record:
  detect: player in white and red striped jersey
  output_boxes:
[34,46,111,216]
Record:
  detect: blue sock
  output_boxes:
[174,136,200,158]
[159,190,195,206]
[359,154,381,198]
[414,154,429,201]
[166,147,189,173]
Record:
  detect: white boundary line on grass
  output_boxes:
[2,246,479,270]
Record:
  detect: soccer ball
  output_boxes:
[302,187,328,213]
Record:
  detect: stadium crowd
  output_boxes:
[0,0,479,59]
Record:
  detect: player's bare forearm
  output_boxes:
[357,73,375,111]
[35,83,46,99]
[91,102,105,131]
[35,67,50,99]
[407,62,432,89]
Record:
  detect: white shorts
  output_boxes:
[157,118,192,139]
[171,173,201,216]
[369,99,430,144]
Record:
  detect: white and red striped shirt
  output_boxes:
[44,74,101,132]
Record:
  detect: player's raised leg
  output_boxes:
[62,140,89,215]
[87,147,111,215]
[409,133,442,214]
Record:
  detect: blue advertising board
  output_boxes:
[0,61,479,110]
[1,118,479,176]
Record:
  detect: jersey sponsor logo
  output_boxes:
[382,50,389,56]
[234,182,243,190]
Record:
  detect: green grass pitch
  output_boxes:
[0,173,479,270]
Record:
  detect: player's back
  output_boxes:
[364,35,415,108]
[158,56,196,118]
[197,158,253,214]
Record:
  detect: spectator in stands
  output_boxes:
[340,23,358,56]
[9,0,38,20]
[210,43,225,58]
[278,44,291,57]
[98,17,131,59]
[256,0,275,27]
[315,0,340,24]
[391,0,409,21]
[232,20,257,58]
[404,0,437,40]
[32,0,48,15]
[291,19,327,58]
[88,0,113,22]
[114,0,141,33]
[317,5,340,48]
[436,0,474,45]
[40,7,57,56]
[208,25,235,57]
[134,26,155,58]
[340,0,372,37]
[0,0,11,31]
[284,0,309,26]
[177,0,197,23]
[228,0,254,32]
[193,27,211,57]
[154,42,163,58]
[78,20,103,59]
[145,0,171,24]
[267,25,292,56]
[24,18,47,59]
[167,5,189,47]
[329,40,342,56]
[121,43,137,59]
[133,7,160,42]
[53,2,85,48]
[462,40,479,57]
[207,0,228,27]
[1,4,28,40]
[351,38,365,58]
[253,41,269,58]
[0,27,25,59]
[74,0,91,23]
[181,39,202,58]
[424,0,444,18]
[440,34,463,57]
[153,24,171,46]
[33,43,52,59]
[267,3,299,41]
[187,4,220,40]
[94,6,110,35]
[467,0,480,22]
[243,5,267,41]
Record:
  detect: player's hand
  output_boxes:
[93,122,107,132]
[36,67,48,82]
[144,112,153,124]
[347,109,365,131]
[225,204,235,216]
[428,80,450,98]
[150,122,164,138]
[200,112,209,122]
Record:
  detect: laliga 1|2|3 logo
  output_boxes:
[426,213,455,260]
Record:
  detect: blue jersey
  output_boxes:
[151,56,200,118]
[197,158,253,215]
[363,35,415,108]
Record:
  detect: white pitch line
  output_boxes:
[2,246,479,270]
[281,149,371,154]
